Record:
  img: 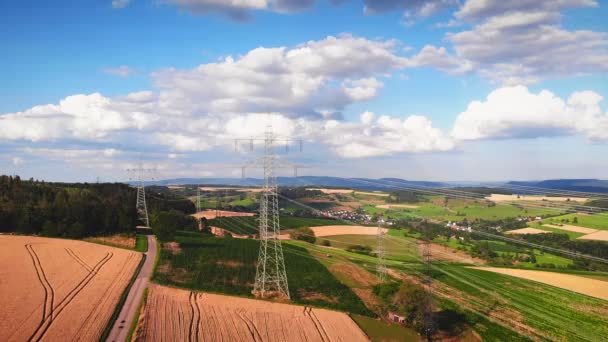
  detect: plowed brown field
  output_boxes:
[137,285,368,342]
[0,235,141,342]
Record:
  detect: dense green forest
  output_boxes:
[0,175,194,238]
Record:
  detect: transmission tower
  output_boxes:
[376,221,387,281]
[237,126,301,299]
[196,184,201,213]
[422,233,434,341]
[127,159,155,227]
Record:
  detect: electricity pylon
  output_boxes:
[376,221,387,281]
[127,159,155,227]
[237,126,302,299]
[422,232,434,341]
[196,184,201,213]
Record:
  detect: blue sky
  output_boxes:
[1,0,607,182]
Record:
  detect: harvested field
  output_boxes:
[577,230,608,241]
[419,242,486,264]
[468,267,608,301]
[310,225,387,237]
[191,209,256,220]
[543,224,597,234]
[0,235,141,342]
[86,233,136,249]
[505,228,550,235]
[138,285,368,342]
[486,194,588,203]
[306,188,353,194]
[355,191,389,197]
[199,187,264,192]
[376,204,418,209]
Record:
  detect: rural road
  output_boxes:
[107,234,157,342]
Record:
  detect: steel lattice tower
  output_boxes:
[376,222,387,281]
[196,184,201,213]
[253,128,290,299]
[422,236,434,341]
[127,159,154,227]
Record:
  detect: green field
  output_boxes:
[208,215,343,235]
[351,314,421,341]
[135,234,148,252]
[366,202,561,222]
[318,234,419,263]
[435,237,573,268]
[154,231,373,315]
[541,213,608,230]
[431,265,608,341]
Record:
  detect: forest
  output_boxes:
[0,175,194,238]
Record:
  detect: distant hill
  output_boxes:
[507,179,608,194]
[146,176,446,191]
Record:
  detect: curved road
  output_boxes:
[107,234,157,342]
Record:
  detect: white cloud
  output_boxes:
[152,34,405,118]
[363,0,458,16]
[342,77,383,101]
[103,65,135,77]
[404,45,473,74]
[12,157,24,166]
[455,0,597,21]
[447,11,608,84]
[451,85,608,141]
[402,0,606,84]
[320,112,455,158]
[161,0,315,20]
[112,0,131,9]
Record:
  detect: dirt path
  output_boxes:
[106,234,157,342]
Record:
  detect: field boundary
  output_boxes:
[100,252,146,342]
[126,288,149,342]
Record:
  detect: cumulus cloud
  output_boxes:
[12,157,24,166]
[112,0,130,9]
[152,34,405,118]
[455,0,597,21]
[161,0,316,20]
[447,11,608,84]
[320,112,455,158]
[404,45,473,74]
[451,85,608,141]
[103,65,135,77]
[363,0,458,16]
[407,0,607,84]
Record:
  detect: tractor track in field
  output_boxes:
[304,307,329,342]
[29,252,113,342]
[188,291,202,342]
[65,248,93,272]
[25,244,55,338]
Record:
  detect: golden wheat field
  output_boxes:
[135,285,368,342]
[0,235,141,342]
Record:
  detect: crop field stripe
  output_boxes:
[24,244,55,332]
[29,252,114,342]
[64,248,93,273]
[382,235,603,340]
[308,308,330,342]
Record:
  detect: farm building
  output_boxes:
[388,312,406,324]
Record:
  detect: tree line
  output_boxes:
[0,175,195,239]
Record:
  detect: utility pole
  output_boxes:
[376,221,387,281]
[238,125,302,299]
[127,159,155,227]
